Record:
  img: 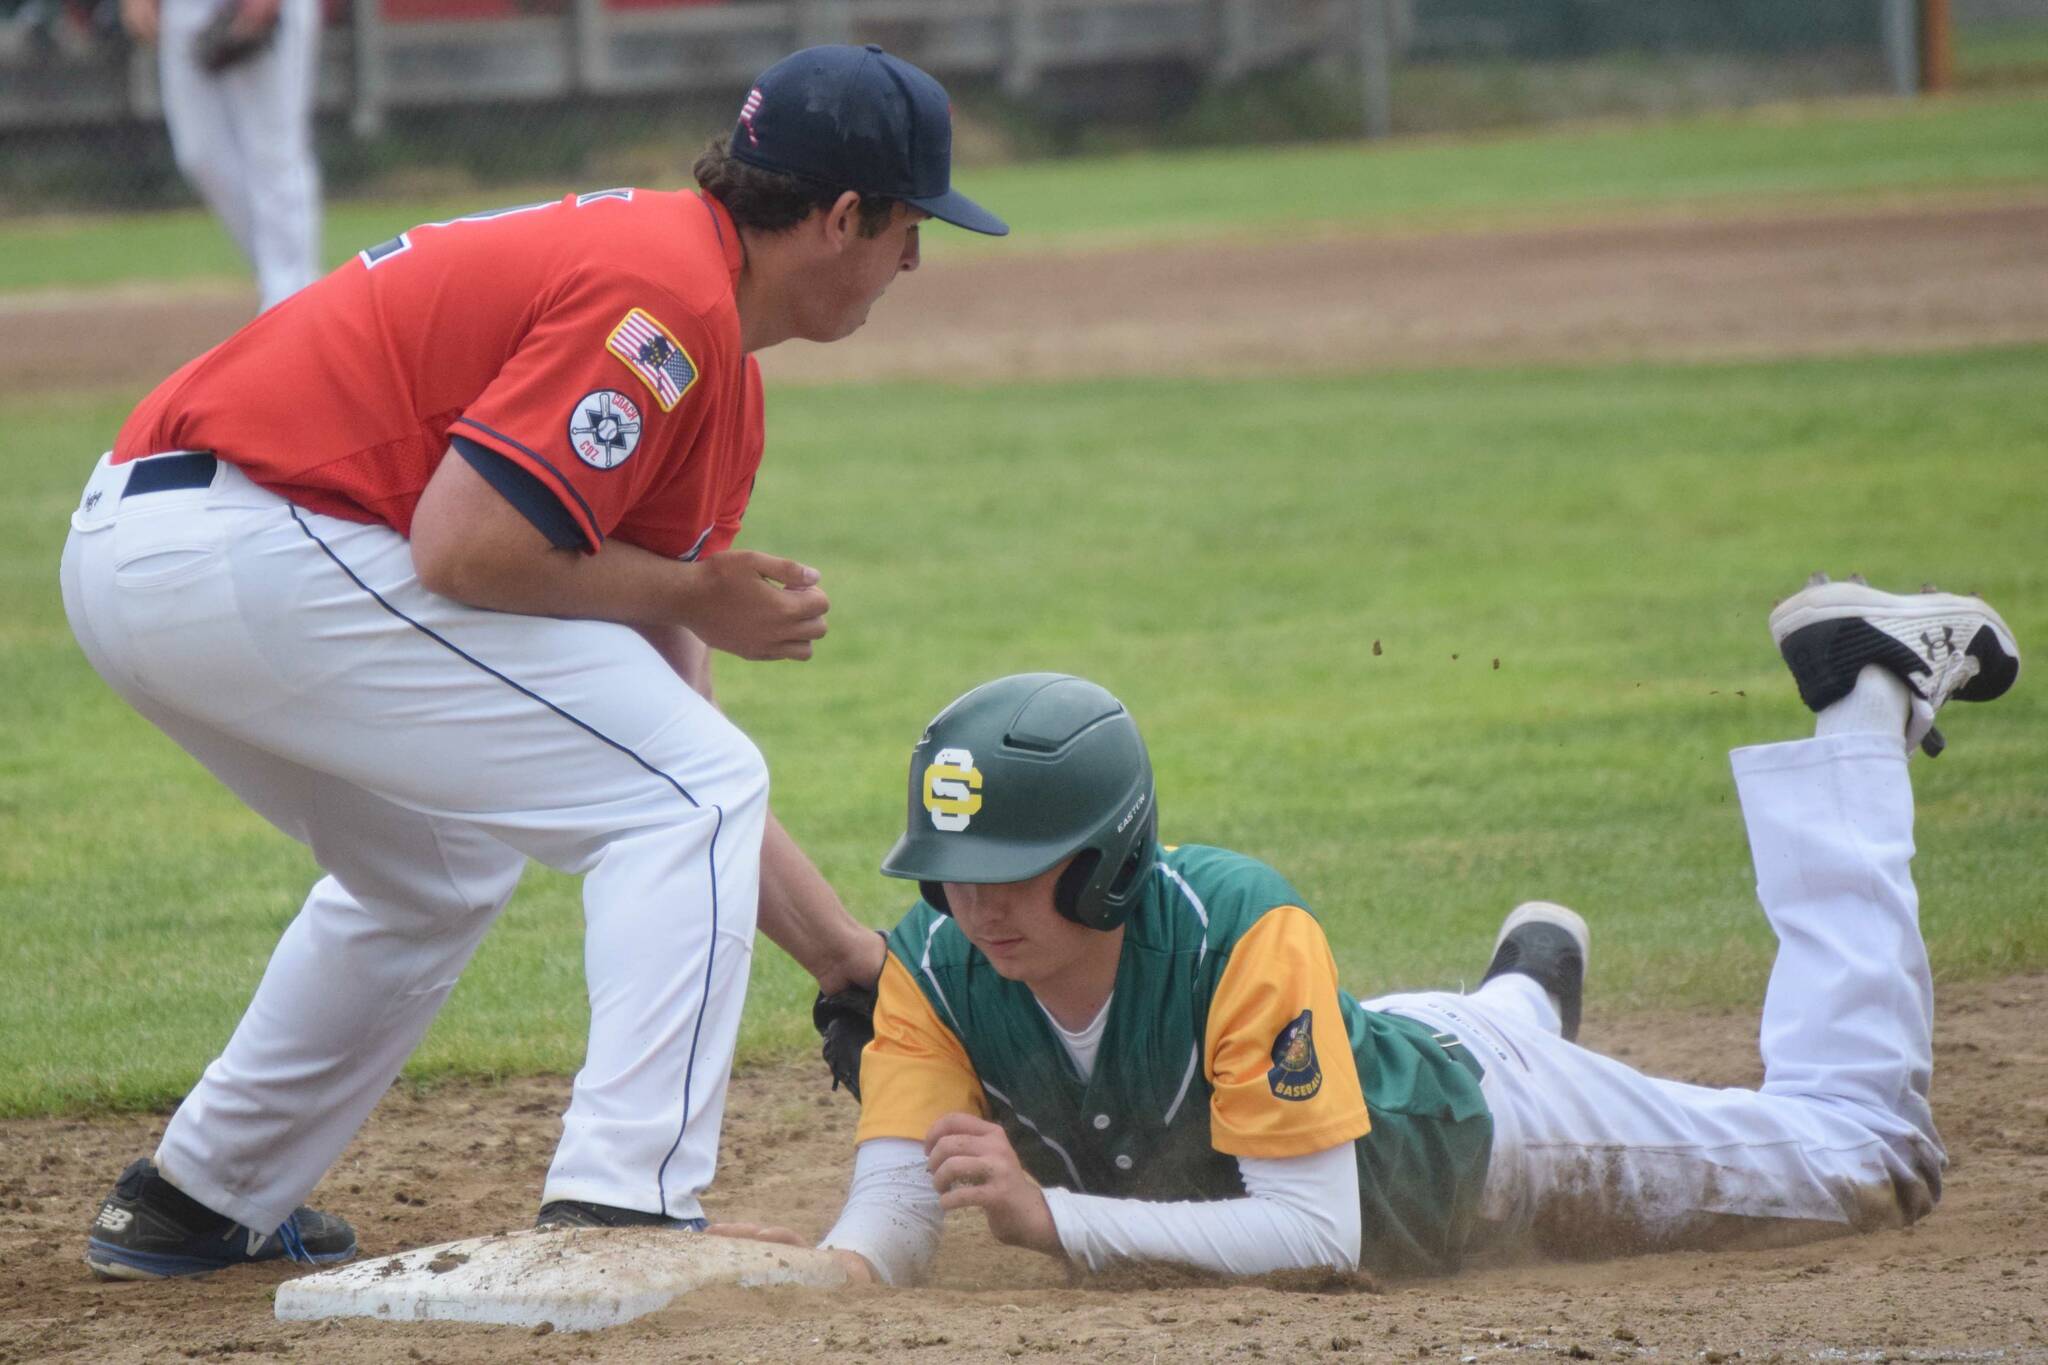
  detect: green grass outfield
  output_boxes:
[3,89,2047,294]
[2,346,2044,1115]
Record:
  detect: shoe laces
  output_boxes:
[274,1215,312,1264]
[1908,635,1980,707]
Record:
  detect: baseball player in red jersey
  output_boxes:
[64,44,1007,1279]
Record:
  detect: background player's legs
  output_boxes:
[156,12,261,279]
[154,0,320,309]
[63,458,768,1226]
[215,0,321,307]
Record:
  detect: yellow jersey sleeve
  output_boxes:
[853,952,990,1144]
[1204,904,1371,1159]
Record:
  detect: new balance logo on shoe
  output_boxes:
[83,1157,358,1280]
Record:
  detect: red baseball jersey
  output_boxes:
[115,189,764,560]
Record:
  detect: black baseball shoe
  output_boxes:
[1479,901,1590,1043]
[84,1159,357,1280]
[1770,574,2020,757]
[535,1200,708,1231]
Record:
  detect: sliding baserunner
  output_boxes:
[762,577,2019,1282]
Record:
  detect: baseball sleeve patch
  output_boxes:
[568,389,643,470]
[1267,1009,1324,1101]
[606,308,699,412]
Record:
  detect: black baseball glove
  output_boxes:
[813,980,877,1101]
[194,0,276,73]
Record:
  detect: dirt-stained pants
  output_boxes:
[1364,731,1941,1253]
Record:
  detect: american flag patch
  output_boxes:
[605,309,699,413]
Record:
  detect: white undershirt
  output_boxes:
[819,1135,1362,1286]
[1038,993,1113,1081]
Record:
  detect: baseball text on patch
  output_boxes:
[568,389,643,470]
[606,309,699,412]
[1267,1008,1323,1101]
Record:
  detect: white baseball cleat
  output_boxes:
[1770,575,2020,756]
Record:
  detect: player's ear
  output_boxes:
[820,190,862,252]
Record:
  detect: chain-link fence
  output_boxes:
[2,0,2040,214]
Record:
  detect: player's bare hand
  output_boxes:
[705,1221,805,1246]
[705,1224,877,1284]
[236,0,281,29]
[924,1113,1058,1256]
[678,550,829,662]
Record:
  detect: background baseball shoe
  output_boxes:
[535,1200,709,1231]
[1770,574,2021,756]
[84,1159,356,1280]
[1480,901,1590,1042]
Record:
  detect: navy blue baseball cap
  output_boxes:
[731,44,1008,237]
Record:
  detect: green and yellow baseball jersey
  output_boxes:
[857,844,1495,1277]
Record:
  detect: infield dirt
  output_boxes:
[3,195,2044,1362]
[3,195,2047,396]
[2,976,2044,1363]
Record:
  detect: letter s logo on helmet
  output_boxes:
[923,747,983,832]
[883,674,1159,932]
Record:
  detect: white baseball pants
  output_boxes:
[158,0,322,309]
[61,452,767,1230]
[1365,730,1943,1253]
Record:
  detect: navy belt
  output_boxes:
[123,452,218,499]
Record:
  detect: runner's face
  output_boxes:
[943,859,1104,988]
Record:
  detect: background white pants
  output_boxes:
[1364,731,1942,1254]
[158,0,322,309]
[61,453,767,1230]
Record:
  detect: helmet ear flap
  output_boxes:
[1052,850,1102,926]
[919,880,951,915]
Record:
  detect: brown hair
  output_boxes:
[692,136,897,237]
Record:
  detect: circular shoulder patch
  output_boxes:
[568,389,644,470]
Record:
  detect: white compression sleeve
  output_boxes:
[818,1138,943,1286]
[1043,1141,1362,1276]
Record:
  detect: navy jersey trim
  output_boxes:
[285,505,718,1218]
[449,416,604,551]
[451,435,584,551]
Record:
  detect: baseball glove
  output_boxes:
[813,980,877,1101]
[194,0,276,73]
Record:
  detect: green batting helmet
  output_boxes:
[880,673,1158,932]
